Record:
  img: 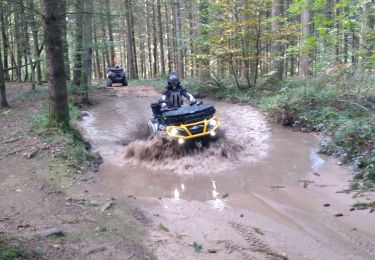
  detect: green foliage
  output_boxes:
[259,72,375,187]
[14,88,48,101]
[0,243,20,260]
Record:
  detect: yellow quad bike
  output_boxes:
[148,101,221,146]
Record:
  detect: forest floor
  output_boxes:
[1,82,375,260]
[0,83,154,259]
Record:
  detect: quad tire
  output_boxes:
[122,77,128,86]
[106,79,112,87]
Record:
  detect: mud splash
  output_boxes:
[123,131,243,174]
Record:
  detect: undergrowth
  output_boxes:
[0,242,21,260]
[30,102,96,168]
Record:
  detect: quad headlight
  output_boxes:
[171,128,179,135]
[209,119,217,127]
[169,127,185,136]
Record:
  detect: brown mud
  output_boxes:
[78,85,375,259]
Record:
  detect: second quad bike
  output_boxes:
[147,100,221,145]
[106,67,128,87]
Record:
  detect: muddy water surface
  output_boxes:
[79,86,375,259]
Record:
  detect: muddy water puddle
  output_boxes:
[80,90,336,206]
[79,87,375,259]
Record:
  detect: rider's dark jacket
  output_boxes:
[161,84,194,108]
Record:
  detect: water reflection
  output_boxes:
[174,188,180,200]
[208,180,226,210]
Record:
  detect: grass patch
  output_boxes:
[0,242,21,260]
[14,88,48,101]
[353,201,375,210]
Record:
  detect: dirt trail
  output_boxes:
[78,85,375,259]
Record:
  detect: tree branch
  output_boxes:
[12,0,44,17]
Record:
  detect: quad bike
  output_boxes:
[147,100,221,146]
[106,67,128,87]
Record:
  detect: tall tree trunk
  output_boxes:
[199,1,210,81]
[72,0,84,94]
[41,0,69,126]
[152,0,158,76]
[28,0,42,84]
[270,0,284,79]
[93,29,103,79]
[20,0,30,82]
[174,0,184,78]
[124,0,136,79]
[140,36,146,78]
[80,0,93,103]
[364,0,375,58]
[335,0,341,63]
[0,2,9,81]
[21,1,35,87]
[105,0,116,66]
[187,1,195,78]
[102,25,110,68]
[0,49,9,107]
[130,0,139,78]
[14,4,22,82]
[298,0,310,77]
[164,0,172,73]
[157,0,166,75]
[146,0,153,77]
[60,0,71,81]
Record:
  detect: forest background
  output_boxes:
[0,0,374,188]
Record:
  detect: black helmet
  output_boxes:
[167,74,180,85]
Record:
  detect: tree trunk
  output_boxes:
[14,4,22,82]
[20,1,30,82]
[152,0,158,76]
[0,2,10,81]
[22,1,34,88]
[105,0,116,66]
[199,1,210,81]
[130,8,139,78]
[270,0,284,79]
[72,0,84,93]
[41,0,69,126]
[174,0,184,78]
[124,0,136,79]
[298,0,310,78]
[187,1,195,78]
[80,0,93,103]
[0,49,9,107]
[59,0,71,81]
[164,0,172,74]
[93,29,103,79]
[146,0,153,77]
[364,0,375,58]
[28,0,42,84]
[140,36,146,78]
[157,0,166,76]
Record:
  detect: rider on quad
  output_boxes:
[160,74,196,109]
[148,74,221,144]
